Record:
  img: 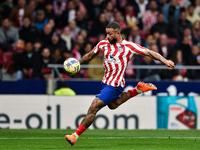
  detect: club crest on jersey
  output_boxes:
[118,46,124,53]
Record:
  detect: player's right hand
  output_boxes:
[165,60,175,69]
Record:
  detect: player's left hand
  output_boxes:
[165,60,175,69]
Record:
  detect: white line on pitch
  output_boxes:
[0,137,199,140]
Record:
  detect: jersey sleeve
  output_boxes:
[93,41,102,54]
[127,42,147,54]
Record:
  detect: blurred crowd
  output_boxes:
[0,0,200,81]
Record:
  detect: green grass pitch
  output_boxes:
[0,129,200,150]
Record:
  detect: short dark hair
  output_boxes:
[2,17,9,21]
[188,4,194,9]
[23,16,30,20]
[58,81,68,88]
[106,22,121,30]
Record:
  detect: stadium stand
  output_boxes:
[3,52,14,73]
[0,0,200,81]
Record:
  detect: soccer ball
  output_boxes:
[63,58,80,75]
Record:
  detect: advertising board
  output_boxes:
[1,95,200,129]
[0,95,156,129]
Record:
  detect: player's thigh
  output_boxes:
[108,91,131,109]
[107,97,118,109]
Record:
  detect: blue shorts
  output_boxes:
[96,82,124,105]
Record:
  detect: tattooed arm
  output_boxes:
[79,49,98,64]
[143,49,175,69]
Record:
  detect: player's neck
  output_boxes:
[117,36,123,43]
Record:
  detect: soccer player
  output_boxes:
[65,22,175,146]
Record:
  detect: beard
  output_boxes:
[109,38,117,44]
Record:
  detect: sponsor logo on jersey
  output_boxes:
[110,55,114,59]
[105,55,119,63]
[104,47,108,51]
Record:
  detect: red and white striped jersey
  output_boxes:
[93,38,148,87]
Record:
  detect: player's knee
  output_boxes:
[87,98,105,114]
[108,104,118,110]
